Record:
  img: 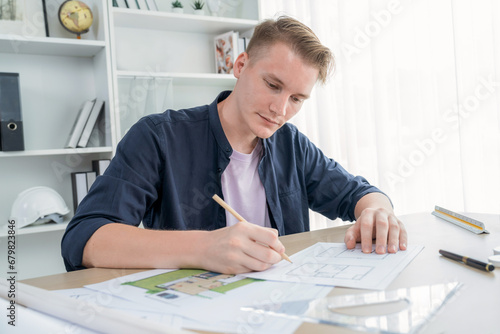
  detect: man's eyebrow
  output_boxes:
[267,74,285,86]
[267,74,311,99]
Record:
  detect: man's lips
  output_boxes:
[258,114,281,126]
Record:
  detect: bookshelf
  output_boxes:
[108,1,260,138]
[0,0,261,280]
[0,0,115,279]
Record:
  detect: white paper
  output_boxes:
[81,268,333,333]
[55,287,194,330]
[0,297,97,334]
[243,242,424,290]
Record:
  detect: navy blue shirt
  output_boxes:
[62,91,383,271]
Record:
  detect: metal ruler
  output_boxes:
[432,206,489,234]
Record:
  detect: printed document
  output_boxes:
[244,242,424,290]
[78,268,332,333]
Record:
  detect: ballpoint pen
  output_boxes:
[439,249,495,272]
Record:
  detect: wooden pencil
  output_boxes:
[212,194,292,263]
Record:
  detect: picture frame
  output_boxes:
[0,0,47,37]
[214,30,239,74]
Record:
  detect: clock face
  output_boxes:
[58,0,93,35]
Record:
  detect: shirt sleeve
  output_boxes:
[297,130,389,221]
[61,116,165,271]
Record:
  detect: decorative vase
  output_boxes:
[172,7,184,13]
[207,0,220,16]
[193,9,205,15]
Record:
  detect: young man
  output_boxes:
[62,16,407,274]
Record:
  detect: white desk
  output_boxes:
[21,212,500,333]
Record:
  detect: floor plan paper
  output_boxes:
[243,242,424,290]
[81,268,332,334]
[0,297,96,334]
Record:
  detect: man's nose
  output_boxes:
[270,95,288,117]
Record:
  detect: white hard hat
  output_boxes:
[10,186,70,229]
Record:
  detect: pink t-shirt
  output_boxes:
[221,140,271,227]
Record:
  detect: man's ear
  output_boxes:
[234,52,249,79]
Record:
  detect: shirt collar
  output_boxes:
[209,90,271,158]
[209,91,233,155]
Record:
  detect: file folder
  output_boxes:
[71,172,87,211]
[92,159,111,176]
[0,73,25,151]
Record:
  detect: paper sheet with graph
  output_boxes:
[244,242,424,290]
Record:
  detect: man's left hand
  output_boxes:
[344,194,408,254]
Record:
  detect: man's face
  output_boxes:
[232,42,319,139]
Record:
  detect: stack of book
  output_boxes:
[214,30,252,74]
[114,0,159,10]
[71,159,111,211]
[66,99,105,149]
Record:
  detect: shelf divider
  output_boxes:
[0,147,113,158]
[116,70,236,85]
[112,8,258,34]
[0,34,106,57]
[0,222,69,238]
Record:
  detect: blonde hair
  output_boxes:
[245,16,334,84]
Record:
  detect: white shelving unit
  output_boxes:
[116,70,236,85]
[0,0,261,280]
[0,0,115,279]
[0,222,69,238]
[112,8,258,33]
[108,2,260,139]
[0,35,106,57]
[0,146,113,158]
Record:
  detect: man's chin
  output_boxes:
[254,128,280,139]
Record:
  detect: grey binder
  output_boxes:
[0,73,25,151]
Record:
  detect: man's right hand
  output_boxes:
[195,221,286,274]
[82,221,285,275]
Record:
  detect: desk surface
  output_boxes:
[22,212,500,333]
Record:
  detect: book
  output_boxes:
[77,99,104,148]
[71,170,98,211]
[240,29,253,54]
[240,28,253,40]
[65,99,95,149]
[86,171,97,191]
[86,104,107,147]
[71,172,87,211]
[238,37,246,55]
[116,0,129,8]
[146,0,158,10]
[214,31,239,74]
[243,37,250,50]
[137,0,148,9]
[127,0,139,9]
[92,159,111,176]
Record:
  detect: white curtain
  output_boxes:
[259,0,500,230]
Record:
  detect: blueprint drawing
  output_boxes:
[244,242,424,290]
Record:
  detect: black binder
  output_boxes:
[0,73,24,151]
